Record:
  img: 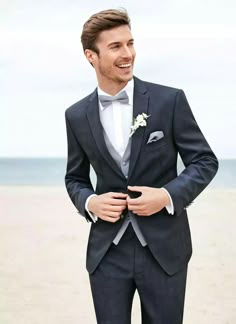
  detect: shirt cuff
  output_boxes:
[85,194,98,223]
[161,188,174,215]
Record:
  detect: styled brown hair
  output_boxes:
[81,9,131,54]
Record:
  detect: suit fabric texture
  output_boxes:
[65,77,218,277]
[89,224,188,324]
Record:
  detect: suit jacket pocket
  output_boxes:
[143,136,168,152]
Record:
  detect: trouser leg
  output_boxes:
[134,242,188,324]
[89,225,136,324]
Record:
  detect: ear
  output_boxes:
[84,49,97,65]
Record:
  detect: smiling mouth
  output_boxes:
[116,63,132,68]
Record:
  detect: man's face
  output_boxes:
[86,25,136,93]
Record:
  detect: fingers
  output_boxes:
[107,194,128,207]
[99,216,120,223]
[99,205,125,220]
[109,192,128,198]
[95,188,163,220]
[128,205,145,214]
[110,198,127,207]
[103,216,120,223]
[127,185,144,192]
[105,204,126,212]
[127,196,141,204]
[99,213,121,223]
[127,203,151,216]
[101,209,123,217]
[97,193,127,222]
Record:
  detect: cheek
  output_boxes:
[100,56,115,69]
[131,47,136,58]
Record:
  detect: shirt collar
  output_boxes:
[97,78,134,111]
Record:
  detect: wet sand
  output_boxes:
[1,186,236,323]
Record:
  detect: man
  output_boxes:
[65,8,218,324]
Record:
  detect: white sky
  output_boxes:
[1,0,236,158]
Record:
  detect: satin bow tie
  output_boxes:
[98,90,129,108]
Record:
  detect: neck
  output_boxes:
[98,80,128,96]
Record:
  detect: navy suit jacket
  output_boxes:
[65,77,218,275]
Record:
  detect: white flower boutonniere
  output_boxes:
[129,113,150,137]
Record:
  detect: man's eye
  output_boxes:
[111,45,119,49]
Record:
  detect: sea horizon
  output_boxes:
[0,157,235,188]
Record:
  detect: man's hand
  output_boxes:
[127,186,170,216]
[88,192,128,223]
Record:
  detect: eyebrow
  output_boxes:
[108,39,134,47]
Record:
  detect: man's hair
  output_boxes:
[81,9,131,54]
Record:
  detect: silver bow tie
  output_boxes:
[98,90,129,108]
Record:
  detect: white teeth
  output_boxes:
[118,64,131,68]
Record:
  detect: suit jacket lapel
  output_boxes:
[86,89,125,180]
[128,77,149,179]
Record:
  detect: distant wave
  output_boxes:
[0,158,235,188]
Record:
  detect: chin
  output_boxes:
[119,74,133,83]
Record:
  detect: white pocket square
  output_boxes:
[147,131,164,144]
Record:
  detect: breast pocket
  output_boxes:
[143,136,168,152]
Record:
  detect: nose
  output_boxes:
[121,45,133,58]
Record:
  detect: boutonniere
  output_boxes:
[129,113,150,137]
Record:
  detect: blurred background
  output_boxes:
[0,0,236,186]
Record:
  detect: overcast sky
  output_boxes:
[1,0,236,158]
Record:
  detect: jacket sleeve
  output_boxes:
[64,110,95,222]
[163,89,218,216]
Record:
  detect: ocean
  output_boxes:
[0,158,235,188]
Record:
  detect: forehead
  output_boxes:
[97,25,133,45]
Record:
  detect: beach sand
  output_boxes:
[1,186,236,324]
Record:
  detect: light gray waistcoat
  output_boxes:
[103,131,147,246]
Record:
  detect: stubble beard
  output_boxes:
[98,61,134,88]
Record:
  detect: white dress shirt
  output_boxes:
[85,79,174,221]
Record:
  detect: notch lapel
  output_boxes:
[86,90,125,180]
[128,78,149,179]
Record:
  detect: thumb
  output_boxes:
[128,185,143,192]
